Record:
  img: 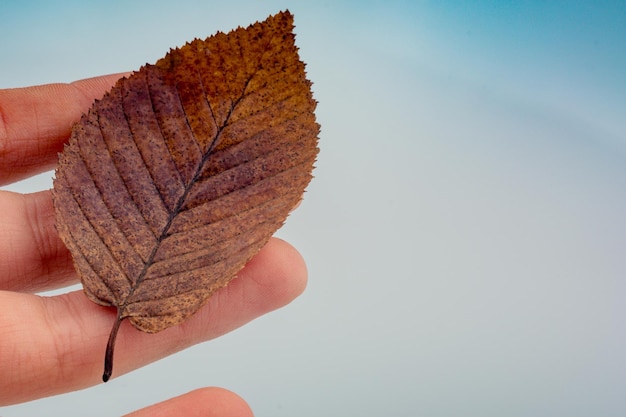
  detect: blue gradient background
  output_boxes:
[2,1,625,416]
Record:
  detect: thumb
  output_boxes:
[123,388,253,417]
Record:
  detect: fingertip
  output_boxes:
[124,387,253,417]
[238,237,308,312]
[192,388,254,417]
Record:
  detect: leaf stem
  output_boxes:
[103,311,123,382]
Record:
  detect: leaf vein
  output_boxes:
[59,172,134,293]
[70,149,140,288]
[94,103,159,243]
[119,80,172,218]
[145,69,186,192]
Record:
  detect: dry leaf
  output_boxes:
[52,11,319,382]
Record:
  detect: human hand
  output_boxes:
[0,75,308,415]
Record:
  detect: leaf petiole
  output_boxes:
[103,311,124,382]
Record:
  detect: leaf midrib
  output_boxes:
[117,73,254,313]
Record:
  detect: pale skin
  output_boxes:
[0,74,308,415]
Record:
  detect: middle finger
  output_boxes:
[0,189,76,293]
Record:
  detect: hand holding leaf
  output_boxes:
[52,11,318,381]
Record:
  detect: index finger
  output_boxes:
[0,73,126,186]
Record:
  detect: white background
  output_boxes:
[2,1,625,416]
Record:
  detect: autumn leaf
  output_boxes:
[52,10,319,382]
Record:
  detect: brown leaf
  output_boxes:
[51,11,319,382]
